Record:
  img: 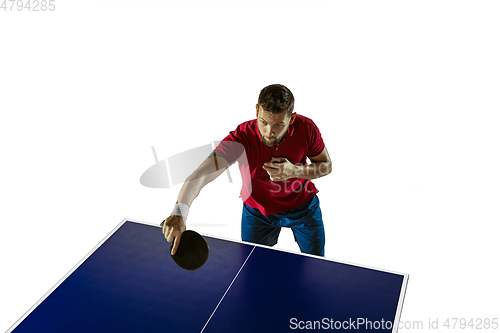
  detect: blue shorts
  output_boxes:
[241,195,325,256]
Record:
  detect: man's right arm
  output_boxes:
[177,153,230,206]
[162,153,230,254]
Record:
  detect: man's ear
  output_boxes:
[290,112,297,124]
[255,104,259,117]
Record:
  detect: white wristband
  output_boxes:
[171,203,189,222]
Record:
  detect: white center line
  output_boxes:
[200,246,256,333]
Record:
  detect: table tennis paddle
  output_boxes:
[160,220,209,270]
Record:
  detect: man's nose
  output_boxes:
[264,126,274,137]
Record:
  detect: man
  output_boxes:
[162,84,332,256]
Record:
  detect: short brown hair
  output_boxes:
[257,84,295,116]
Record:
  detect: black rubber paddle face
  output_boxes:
[170,230,209,271]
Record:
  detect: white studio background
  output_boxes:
[1,1,499,332]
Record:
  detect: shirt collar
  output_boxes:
[286,121,295,137]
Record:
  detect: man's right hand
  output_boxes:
[162,215,186,255]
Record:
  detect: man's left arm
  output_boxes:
[262,147,332,182]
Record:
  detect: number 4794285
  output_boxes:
[1,0,56,11]
[443,318,498,330]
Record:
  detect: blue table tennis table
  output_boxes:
[7,219,408,332]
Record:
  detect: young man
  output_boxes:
[162,84,332,256]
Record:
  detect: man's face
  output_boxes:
[256,104,296,147]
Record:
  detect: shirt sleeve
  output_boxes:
[213,128,246,166]
[306,119,326,158]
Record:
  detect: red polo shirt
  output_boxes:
[214,114,325,215]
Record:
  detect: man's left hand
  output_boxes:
[262,157,296,182]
